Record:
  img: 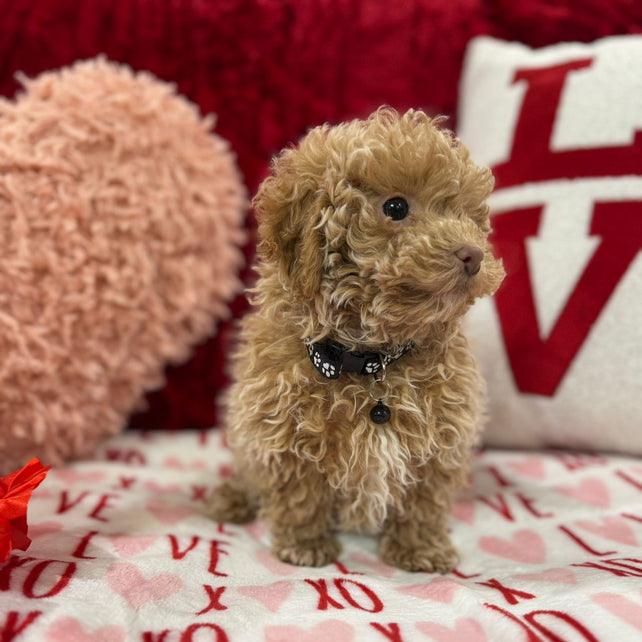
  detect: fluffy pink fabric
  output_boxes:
[0,59,247,473]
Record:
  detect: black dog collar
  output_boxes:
[305,338,414,380]
[304,338,414,424]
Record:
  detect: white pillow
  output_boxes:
[459,35,642,453]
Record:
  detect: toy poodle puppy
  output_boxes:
[208,107,505,572]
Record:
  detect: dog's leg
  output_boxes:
[262,465,340,567]
[378,462,462,574]
[208,475,258,524]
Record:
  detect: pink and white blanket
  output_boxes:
[2,428,642,641]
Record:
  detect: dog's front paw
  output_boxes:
[207,480,257,524]
[379,533,459,574]
[273,534,341,568]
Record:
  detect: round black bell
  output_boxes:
[370,400,391,424]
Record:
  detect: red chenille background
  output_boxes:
[1,0,640,430]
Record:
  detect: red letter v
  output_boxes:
[492,202,642,396]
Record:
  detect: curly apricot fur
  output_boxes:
[208,108,504,571]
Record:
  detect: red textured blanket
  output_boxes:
[1,0,640,431]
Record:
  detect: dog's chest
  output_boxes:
[337,428,418,533]
[308,388,426,533]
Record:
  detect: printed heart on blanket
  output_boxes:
[110,534,159,557]
[163,456,207,470]
[53,470,107,484]
[575,516,638,546]
[506,457,546,479]
[46,617,125,642]
[145,498,199,524]
[238,580,293,613]
[143,481,181,494]
[478,529,546,564]
[451,499,475,525]
[512,567,578,584]
[107,562,183,609]
[29,521,63,538]
[32,487,54,499]
[459,35,642,455]
[256,549,299,576]
[416,618,487,642]
[556,478,611,507]
[244,519,269,540]
[264,620,354,642]
[397,578,462,603]
[348,552,397,578]
[591,591,642,631]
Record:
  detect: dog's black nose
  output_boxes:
[455,245,483,276]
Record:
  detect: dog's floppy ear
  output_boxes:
[253,150,325,301]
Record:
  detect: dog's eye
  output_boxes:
[382,197,409,221]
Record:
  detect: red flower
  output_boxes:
[0,459,51,562]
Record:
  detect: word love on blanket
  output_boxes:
[1,429,642,641]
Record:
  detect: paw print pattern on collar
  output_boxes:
[304,338,413,380]
[305,339,342,379]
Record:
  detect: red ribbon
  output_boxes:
[0,458,51,562]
